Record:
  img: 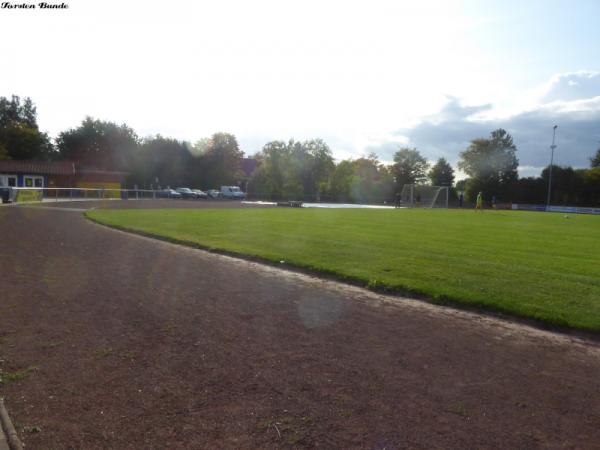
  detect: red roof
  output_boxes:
[0,160,75,176]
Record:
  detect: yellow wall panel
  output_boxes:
[76,182,122,199]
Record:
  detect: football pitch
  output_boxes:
[86,207,600,332]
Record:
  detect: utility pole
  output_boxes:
[546,125,558,208]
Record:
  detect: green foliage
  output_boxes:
[327,160,356,202]
[0,95,54,160]
[251,145,393,203]
[590,148,600,168]
[0,366,38,384]
[202,132,244,187]
[455,179,467,192]
[392,147,429,190]
[540,165,584,205]
[428,157,455,186]
[88,208,600,332]
[134,135,194,188]
[191,137,210,156]
[93,347,114,358]
[250,138,334,200]
[0,142,8,160]
[459,129,518,201]
[506,165,600,206]
[347,154,394,203]
[56,117,139,170]
[580,167,600,205]
[0,95,37,128]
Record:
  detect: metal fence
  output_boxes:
[2,187,196,203]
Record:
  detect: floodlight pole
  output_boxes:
[546,125,558,208]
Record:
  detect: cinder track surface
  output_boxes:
[0,200,599,449]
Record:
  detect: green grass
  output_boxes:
[0,366,38,384]
[85,208,600,332]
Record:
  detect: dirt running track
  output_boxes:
[0,200,599,449]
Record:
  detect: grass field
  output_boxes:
[86,208,600,332]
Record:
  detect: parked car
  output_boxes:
[0,187,11,204]
[158,189,182,199]
[192,189,208,199]
[176,187,198,199]
[207,189,221,199]
[220,185,246,199]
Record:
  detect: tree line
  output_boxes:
[1,95,599,205]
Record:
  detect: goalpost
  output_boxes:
[400,184,449,208]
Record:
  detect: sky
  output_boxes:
[1,0,600,177]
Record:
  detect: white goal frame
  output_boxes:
[400,184,449,208]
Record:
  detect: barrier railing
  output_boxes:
[2,187,202,203]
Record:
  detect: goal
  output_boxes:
[400,184,449,208]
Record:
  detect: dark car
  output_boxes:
[158,189,182,199]
[175,187,198,199]
[192,189,208,199]
[0,187,11,203]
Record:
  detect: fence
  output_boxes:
[511,203,600,215]
[2,187,180,204]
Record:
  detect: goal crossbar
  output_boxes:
[400,184,449,208]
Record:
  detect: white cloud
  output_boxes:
[538,71,600,102]
[364,72,600,175]
[1,2,600,175]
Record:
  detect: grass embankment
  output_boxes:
[86,208,600,332]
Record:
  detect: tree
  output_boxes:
[428,157,455,186]
[302,138,335,198]
[392,147,429,191]
[252,140,288,198]
[581,168,600,206]
[590,148,600,168]
[191,137,210,156]
[0,143,9,160]
[458,128,519,200]
[327,160,355,202]
[250,138,334,200]
[133,135,194,188]
[0,95,54,160]
[540,165,585,205]
[458,129,518,182]
[455,179,468,192]
[202,132,244,188]
[56,117,139,170]
[346,153,394,203]
[0,95,36,129]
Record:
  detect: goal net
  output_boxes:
[400,184,449,208]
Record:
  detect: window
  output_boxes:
[24,176,44,188]
[0,175,17,187]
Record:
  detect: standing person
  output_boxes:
[492,195,497,209]
[459,192,464,208]
[476,191,483,211]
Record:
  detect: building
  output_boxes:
[0,160,128,199]
[0,160,75,189]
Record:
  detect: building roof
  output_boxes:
[77,167,130,176]
[0,160,75,176]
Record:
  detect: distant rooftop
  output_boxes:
[0,160,129,176]
[0,160,75,176]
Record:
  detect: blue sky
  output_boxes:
[1,0,599,176]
